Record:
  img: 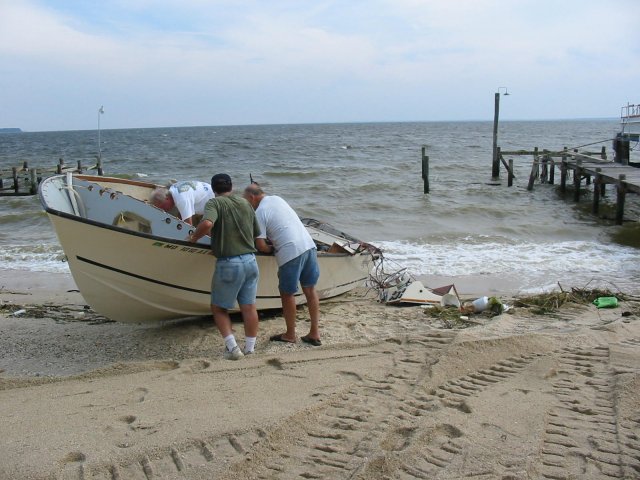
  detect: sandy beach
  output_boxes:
[1,270,639,480]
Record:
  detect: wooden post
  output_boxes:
[421,146,429,194]
[601,146,606,160]
[527,159,537,190]
[616,174,626,225]
[573,159,582,202]
[23,160,29,171]
[560,147,568,194]
[584,149,591,186]
[57,158,64,174]
[592,168,602,214]
[508,159,514,187]
[540,153,549,183]
[499,152,514,181]
[97,155,104,176]
[77,160,83,173]
[29,169,38,195]
[492,92,500,179]
[12,167,19,193]
[549,157,555,184]
[527,148,539,191]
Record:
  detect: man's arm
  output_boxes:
[188,219,212,242]
[255,237,274,254]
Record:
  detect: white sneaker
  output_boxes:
[244,349,254,356]
[223,346,244,360]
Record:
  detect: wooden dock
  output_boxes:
[0,158,103,197]
[498,147,640,225]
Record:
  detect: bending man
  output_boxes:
[244,184,322,346]
[190,174,260,360]
[150,180,214,225]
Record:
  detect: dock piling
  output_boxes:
[421,146,430,194]
[29,169,38,195]
[616,174,627,225]
[508,159,514,187]
[560,149,568,194]
[97,156,104,176]
[12,167,19,193]
[1,157,104,197]
[573,159,582,202]
[527,147,539,191]
[593,168,602,214]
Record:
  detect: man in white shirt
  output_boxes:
[244,184,322,346]
[150,180,214,225]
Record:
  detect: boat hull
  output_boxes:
[41,175,374,323]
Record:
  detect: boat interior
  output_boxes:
[41,174,378,256]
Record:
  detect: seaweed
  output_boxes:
[423,284,640,328]
[513,286,639,316]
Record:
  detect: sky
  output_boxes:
[1,0,638,132]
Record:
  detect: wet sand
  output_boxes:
[1,270,639,479]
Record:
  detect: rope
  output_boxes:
[566,138,616,151]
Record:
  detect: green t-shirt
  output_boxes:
[203,194,259,258]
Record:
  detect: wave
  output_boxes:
[375,238,640,285]
[0,244,69,273]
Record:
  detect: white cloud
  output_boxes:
[1,0,638,130]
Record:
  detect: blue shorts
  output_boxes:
[278,248,320,295]
[211,253,259,309]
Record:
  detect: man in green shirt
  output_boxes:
[189,173,260,360]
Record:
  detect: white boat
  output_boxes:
[39,174,380,323]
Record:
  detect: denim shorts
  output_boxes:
[211,253,259,309]
[278,248,320,295]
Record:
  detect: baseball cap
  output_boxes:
[211,173,232,187]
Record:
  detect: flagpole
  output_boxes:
[98,106,104,162]
[97,106,104,174]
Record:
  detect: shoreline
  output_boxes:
[0,268,545,307]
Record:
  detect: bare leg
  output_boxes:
[302,286,320,340]
[279,292,298,341]
[239,303,259,338]
[211,304,232,337]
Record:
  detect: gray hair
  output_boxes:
[149,187,169,205]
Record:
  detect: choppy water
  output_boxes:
[1,120,639,294]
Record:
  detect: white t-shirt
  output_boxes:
[255,195,316,266]
[169,181,215,221]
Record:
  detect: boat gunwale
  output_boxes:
[39,174,374,259]
[42,204,373,259]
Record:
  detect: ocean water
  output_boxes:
[1,120,639,295]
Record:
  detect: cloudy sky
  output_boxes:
[1,0,638,132]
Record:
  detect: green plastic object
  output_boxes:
[593,296,618,309]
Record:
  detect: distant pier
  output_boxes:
[0,158,104,197]
[497,147,639,225]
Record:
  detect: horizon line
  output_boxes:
[4,116,620,134]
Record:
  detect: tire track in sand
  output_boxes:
[232,331,457,480]
[228,333,543,479]
[538,346,635,479]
